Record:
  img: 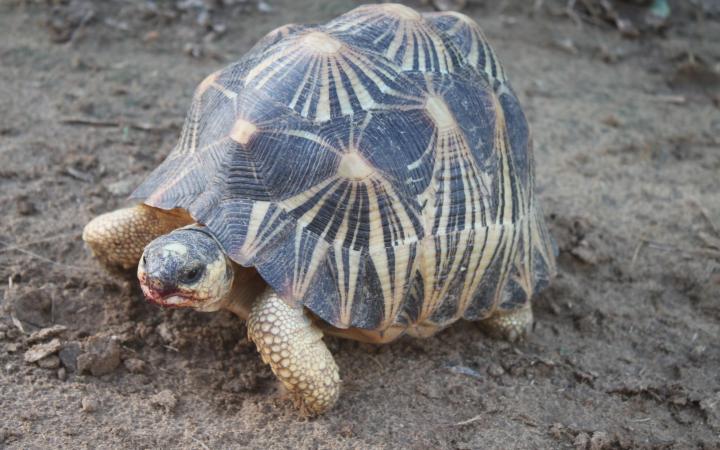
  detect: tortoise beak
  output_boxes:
[137,259,196,308]
[138,276,196,308]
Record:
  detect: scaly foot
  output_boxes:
[480,303,533,342]
[83,205,192,274]
[247,291,340,415]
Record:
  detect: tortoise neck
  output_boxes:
[220,263,268,321]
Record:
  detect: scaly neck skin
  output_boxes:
[218,264,268,321]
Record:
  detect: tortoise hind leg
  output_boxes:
[480,303,533,342]
[247,290,340,415]
[82,204,192,274]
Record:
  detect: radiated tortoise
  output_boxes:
[83,4,557,415]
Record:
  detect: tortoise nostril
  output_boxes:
[146,277,174,296]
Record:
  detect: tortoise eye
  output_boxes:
[182,266,204,284]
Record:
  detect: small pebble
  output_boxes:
[590,431,609,450]
[37,355,61,369]
[24,338,62,363]
[495,341,511,351]
[81,396,99,413]
[59,341,82,372]
[143,30,159,42]
[27,325,68,344]
[257,0,272,13]
[601,114,622,128]
[338,422,354,438]
[150,389,177,412]
[156,323,174,344]
[57,367,67,381]
[123,358,146,374]
[690,345,706,362]
[487,363,505,378]
[183,42,203,58]
[574,432,590,449]
[77,336,121,376]
[552,37,578,54]
[549,423,565,439]
[6,328,20,340]
[16,198,37,215]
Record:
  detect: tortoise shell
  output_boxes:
[132,4,556,336]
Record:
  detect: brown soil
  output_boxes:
[1,1,719,448]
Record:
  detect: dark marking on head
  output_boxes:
[138,227,233,310]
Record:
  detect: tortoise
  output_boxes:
[83,3,556,415]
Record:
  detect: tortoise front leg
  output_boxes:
[247,290,340,415]
[82,204,192,274]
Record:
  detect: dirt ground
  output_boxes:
[1,0,719,448]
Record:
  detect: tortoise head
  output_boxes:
[138,227,234,312]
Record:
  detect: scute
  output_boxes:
[326,4,462,74]
[242,28,417,122]
[423,11,507,84]
[132,5,556,333]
